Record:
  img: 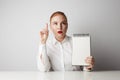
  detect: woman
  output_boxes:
[38,11,94,72]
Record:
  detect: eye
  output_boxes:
[53,22,57,25]
[62,22,67,25]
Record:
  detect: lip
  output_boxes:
[57,31,63,34]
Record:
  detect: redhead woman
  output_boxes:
[38,11,95,72]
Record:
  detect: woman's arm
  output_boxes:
[37,24,51,72]
[37,44,51,72]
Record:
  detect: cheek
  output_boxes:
[63,26,68,32]
[51,26,57,33]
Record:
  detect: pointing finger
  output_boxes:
[45,23,48,31]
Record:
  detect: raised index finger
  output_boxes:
[45,23,48,31]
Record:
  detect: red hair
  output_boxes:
[50,11,67,22]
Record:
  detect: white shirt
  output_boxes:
[37,36,89,72]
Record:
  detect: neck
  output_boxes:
[55,35,66,42]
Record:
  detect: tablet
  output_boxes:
[72,34,91,66]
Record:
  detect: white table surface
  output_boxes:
[0,71,120,80]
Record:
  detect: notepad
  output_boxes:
[72,34,91,66]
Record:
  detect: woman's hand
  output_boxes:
[40,24,49,44]
[85,56,95,70]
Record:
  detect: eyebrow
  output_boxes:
[51,20,67,23]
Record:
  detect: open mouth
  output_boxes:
[57,31,63,34]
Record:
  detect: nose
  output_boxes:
[57,24,62,30]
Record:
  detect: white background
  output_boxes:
[0,0,120,71]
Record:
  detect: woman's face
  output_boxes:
[50,14,68,39]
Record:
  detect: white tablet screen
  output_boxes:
[72,34,91,66]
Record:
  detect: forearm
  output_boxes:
[37,44,51,72]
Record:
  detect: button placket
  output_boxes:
[59,42,65,71]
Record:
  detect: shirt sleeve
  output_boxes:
[37,43,51,72]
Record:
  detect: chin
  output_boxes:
[58,34,65,38]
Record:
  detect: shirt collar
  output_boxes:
[52,35,69,45]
